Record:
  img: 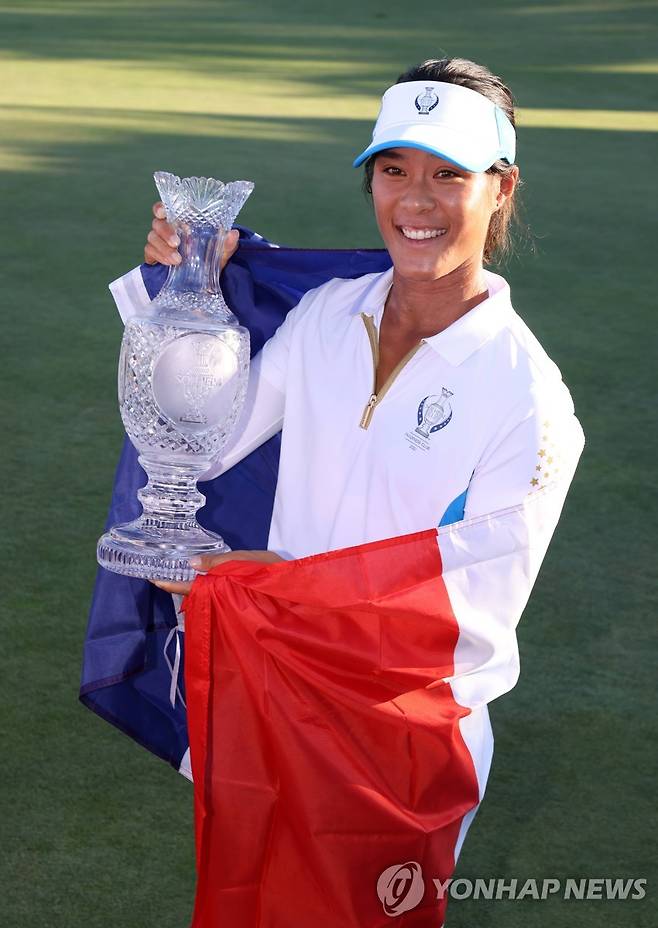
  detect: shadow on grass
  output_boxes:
[0,0,656,107]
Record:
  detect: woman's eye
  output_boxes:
[380,166,458,178]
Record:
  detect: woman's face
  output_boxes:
[370,146,516,282]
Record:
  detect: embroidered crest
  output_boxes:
[414,87,439,115]
[416,389,454,436]
[405,388,454,452]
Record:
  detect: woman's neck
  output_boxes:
[385,260,490,339]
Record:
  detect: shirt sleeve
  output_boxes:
[197,351,285,481]
[249,285,316,394]
[435,386,586,711]
[200,287,322,478]
[461,382,586,574]
[108,265,154,323]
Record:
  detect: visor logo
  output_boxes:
[415,87,439,115]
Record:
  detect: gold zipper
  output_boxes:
[359,312,424,429]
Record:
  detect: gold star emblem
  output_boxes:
[547,456,554,464]
[531,477,539,486]
[538,449,546,458]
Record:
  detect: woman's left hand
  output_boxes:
[152,550,285,595]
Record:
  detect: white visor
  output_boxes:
[353,80,516,172]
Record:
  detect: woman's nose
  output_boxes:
[399,178,436,211]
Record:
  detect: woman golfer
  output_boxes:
[111,56,585,924]
[137,56,584,573]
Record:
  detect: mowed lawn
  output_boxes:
[1,1,656,926]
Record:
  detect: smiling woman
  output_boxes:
[362,58,523,267]
[102,55,586,928]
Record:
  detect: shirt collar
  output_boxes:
[352,265,514,367]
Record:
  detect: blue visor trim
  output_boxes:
[352,140,491,172]
[494,105,516,164]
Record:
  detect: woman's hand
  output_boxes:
[152,550,286,595]
[144,201,240,268]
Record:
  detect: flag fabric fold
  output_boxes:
[181,481,566,927]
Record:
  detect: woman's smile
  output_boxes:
[398,225,448,241]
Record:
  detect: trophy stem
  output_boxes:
[136,456,208,527]
[96,455,232,582]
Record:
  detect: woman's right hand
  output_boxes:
[144,201,240,268]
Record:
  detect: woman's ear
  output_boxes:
[499,165,520,206]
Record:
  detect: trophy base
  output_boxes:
[97,518,231,582]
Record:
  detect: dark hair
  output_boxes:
[362,57,531,266]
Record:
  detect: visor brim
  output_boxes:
[352,125,503,172]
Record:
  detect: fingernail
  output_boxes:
[189,556,202,568]
[171,253,181,263]
[169,235,179,247]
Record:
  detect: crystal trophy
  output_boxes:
[97,171,254,581]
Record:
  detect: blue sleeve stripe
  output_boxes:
[438,487,469,527]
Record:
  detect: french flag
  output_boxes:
[181,481,567,927]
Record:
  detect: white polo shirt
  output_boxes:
[110,262,586,821]
[110,264,586,561]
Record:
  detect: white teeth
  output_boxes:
[401,227,447,240]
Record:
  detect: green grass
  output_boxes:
[1,1,656,925]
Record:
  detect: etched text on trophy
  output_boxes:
[152,332,240,431]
